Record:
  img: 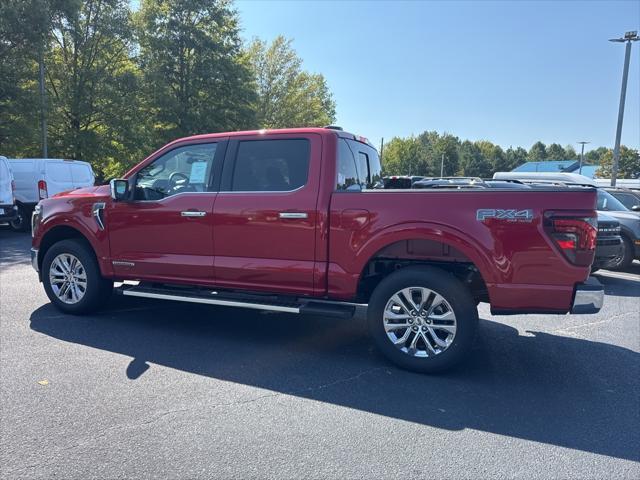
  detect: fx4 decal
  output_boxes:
[476,209,534,222]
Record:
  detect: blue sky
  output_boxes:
[236,0,639,153]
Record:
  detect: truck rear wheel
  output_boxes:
[42,239,113,314]
[367,266,478,373]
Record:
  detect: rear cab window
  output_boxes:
[336,137,382,191]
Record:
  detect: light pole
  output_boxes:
[440,153,445,177]
[577,141,589,175]
[609,31,638,186]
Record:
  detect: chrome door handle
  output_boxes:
[181,211,207,217]
[279,212,308,219]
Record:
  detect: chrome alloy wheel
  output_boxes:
[48,253,87,304]
[383,287,457,357]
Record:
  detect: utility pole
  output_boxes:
[609,31,638,186]
[380,137,384,160]
[38,41,48,158]
[577,141,589,175]
[440,153,445,177]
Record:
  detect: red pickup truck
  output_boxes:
[31,127,604,372]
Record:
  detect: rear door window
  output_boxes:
[231,139,310,192]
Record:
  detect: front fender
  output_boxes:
[34,198,112,277]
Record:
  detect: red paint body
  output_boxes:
[33,128,597,314]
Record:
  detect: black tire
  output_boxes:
[9,205,28,232]
[367,266,478,373]
[42,239,113,314]
[610,236,634,271]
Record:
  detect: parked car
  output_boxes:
[596,188,640,269]
[495,172,640,269]
[382,175,412,189]
[31,127,604,373]
[605,187,640,211]
[593,213,624,271]
[6,158,95,231]
[0,156,18,224]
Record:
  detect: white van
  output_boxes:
[6,158,95,231]
[0,156,18,225]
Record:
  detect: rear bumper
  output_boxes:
[571,276,604,314]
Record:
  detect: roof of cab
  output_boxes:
[172,127,375,149]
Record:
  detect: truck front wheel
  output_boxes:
[42,239,113,314]
[367,266,478,373]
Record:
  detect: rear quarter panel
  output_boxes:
[328,189,597,313]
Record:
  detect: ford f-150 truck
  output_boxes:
[30,127,604,372]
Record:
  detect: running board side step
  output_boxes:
[117,285,361,319]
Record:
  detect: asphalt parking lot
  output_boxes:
[1,227,639,479]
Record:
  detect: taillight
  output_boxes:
[547,215,597,266]
[38,180,48,199]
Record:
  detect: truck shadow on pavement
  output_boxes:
[29,296,639,462]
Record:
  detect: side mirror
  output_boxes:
[110,179,129,201]
[632,205,640,212]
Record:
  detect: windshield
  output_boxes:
[597,189,629,212]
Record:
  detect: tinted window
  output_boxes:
[613,192,639,209]
[231,139,310,192]
[346,139,382,189]
[336,139,360,191]
[135,143,217,200]
[597,189,629,211]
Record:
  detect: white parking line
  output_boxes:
[596,271,640,282]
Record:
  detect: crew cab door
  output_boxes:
[212,133,321,295]
[107,141,225,282]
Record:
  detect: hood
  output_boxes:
[51,184,110,199]
[599,210,640,222]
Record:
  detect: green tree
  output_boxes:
[0,0,70,156]
[458,140,491,177]
[564,144,578,160]
[417,131,460,176]
[546,143,566,160]
[247,36,335,128]
[381,136,429,176]
[44,0,147,179]
[505,146,528,171]
[585,146,609,164]
[137,0,256,146]
[528,141,547,161]
[596,146,640,179]
[475,140,507,174]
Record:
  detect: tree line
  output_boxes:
[0,0,336,180]
[381,133,640,179]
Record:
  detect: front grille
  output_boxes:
[597,223,621,236]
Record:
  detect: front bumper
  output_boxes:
[0,204,18,222]
[593,237,623,268]
[571,276,604,314]
[31,248,39,273]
